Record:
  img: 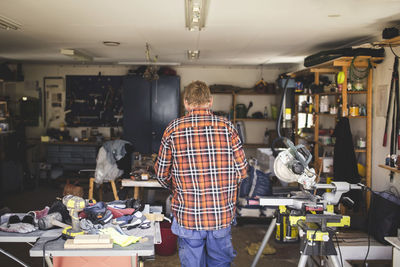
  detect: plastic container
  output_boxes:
[155,221,177,256]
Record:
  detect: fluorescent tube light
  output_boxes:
[0,15,21,30]
[118,61,181,66]
[60,49,93,62]
[185,0,207,31]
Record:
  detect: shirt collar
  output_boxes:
[188,108,212,116]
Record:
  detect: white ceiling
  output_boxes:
[0,0,400,66]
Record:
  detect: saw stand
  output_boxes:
[251,213,344,267]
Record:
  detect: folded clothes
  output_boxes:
[0,222,37,233]
[107,207,135,218]
[115,215,134,226]
[79,218,104,234]
[101,227,140,247]
[120,211,150,230]
[107,200,126,209]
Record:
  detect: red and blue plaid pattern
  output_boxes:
[154,109,247,230]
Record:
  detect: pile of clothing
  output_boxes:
[79,198,151,234]
[0,197,150,247]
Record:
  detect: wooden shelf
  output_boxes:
[235,118,275,122]
[317,113,337,116]
[348,90,367,94]
[348,116,367,119]
[211,92,234,95]
[374,36,400,47]
[378,164,400,173]
[316,92,341,96]
[235,91,278,96]
[355,149,366,153]
[291,55,375,209]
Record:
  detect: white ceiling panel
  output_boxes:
[0,0,399,66]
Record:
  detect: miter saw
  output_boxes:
[250,137,364,267]
[251,138,364,267]
[250,77,364,267]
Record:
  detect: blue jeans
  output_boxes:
[171,219,236,267]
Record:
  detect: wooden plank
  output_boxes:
[110,180,119,201]
[348,90,367,95]
[64,239,113,249]
[310,68,340,73]
[378,164,400,173]
[342,66,348,117]
[374,36,400,47]
[366,68,373,209]
[73,235,111,244]
[354,149,366,153]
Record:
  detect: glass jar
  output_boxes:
[349,104,360,116]
[353,79,364,91]
[320,96,329,113]
[357,137,366,149]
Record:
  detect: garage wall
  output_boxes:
[372,46,400,192]
[20,64,284,143]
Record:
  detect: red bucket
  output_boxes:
[155,221,177,256]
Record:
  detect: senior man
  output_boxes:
[154,80,247,267]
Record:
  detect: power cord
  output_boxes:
[332,231,343,267]
[42,234,63,267]
[357,183,373,267]
[389,44,400,58]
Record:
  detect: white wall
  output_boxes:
[18,64,284,144]
[372,47,400,192]
[176,66,283,144]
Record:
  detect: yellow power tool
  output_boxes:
[62,195,86,238]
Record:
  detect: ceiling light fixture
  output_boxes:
[118,61,181,66]
[185,0,207,31]
[60,49,93,62]
[328,14,341,18]
[103,41,120,47]
[187,50,200,60]
[0,15,22,30]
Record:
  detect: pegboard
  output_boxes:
[65,75,123,126]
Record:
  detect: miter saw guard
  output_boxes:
[272,137,316,190]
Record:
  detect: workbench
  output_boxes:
[0,217,161,267]
[121,179,163,199]
[30,225,159,267]
[385,237,400,267]
[0,228,60,267]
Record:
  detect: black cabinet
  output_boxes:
[46,142,99,171]
[122,75,180,154]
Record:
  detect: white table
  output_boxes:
[30,222,161,267]
[121,179,163,199]
[385,237,400,267]
[0,228,62,267]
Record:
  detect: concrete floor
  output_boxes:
[0,182,300,266]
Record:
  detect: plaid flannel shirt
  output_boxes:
[154,108,247,230]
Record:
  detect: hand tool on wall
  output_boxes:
[382,56,399,181]
[383,57,399,148]
[62,195,86,238]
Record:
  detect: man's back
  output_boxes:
[155,108,247,230]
